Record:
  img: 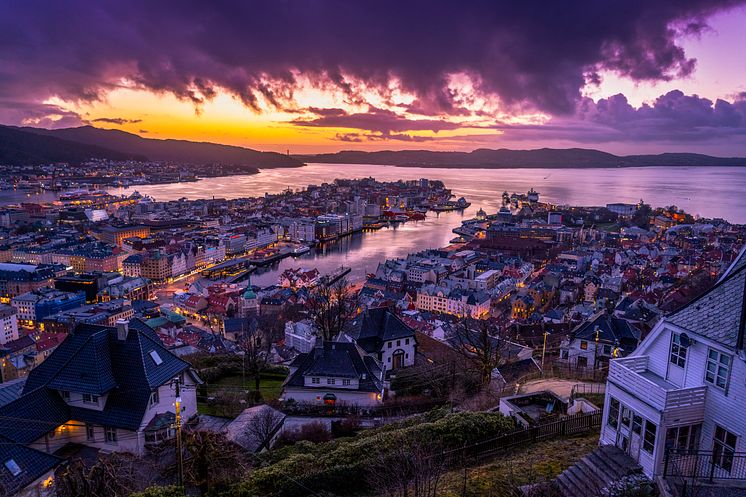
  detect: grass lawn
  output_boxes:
[197,372,287,415]
[437,431,599,497]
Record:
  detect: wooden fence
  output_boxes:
[442,410,603,461]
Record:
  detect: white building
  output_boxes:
[0,304,18,344]
[599,249,746,492]
[284,319,317,353]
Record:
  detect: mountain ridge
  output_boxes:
[294,148,746,168]
[3,125,304,168]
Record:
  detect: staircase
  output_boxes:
[554,445,643,497]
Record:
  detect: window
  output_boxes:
[327,378,336,385]
[105,427,117,444]
[82,394,99,405]
[621,406,632,428]
[643,421,657,454]
[86,424,95,441]
[670,334,687,368]
[396,340,401,346]
[149,350,163,366]
[607,398,620,429]
[149,390,159,407]
[60,390,70,401]
[580,341,588,350]
[311,377,320,384]
[603,345,612,355]
[342,379,351,386]
[388,342,392,348]
[632,415,643,435]
[405,338,410,345]
[4,459,21,477]
[705,349,731,390]
[665,424,701,452]
[713,425,738,472]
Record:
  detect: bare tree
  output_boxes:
[366,442,449,497]
[450,317,510,384]
[56,452,162,497]
[244,405,285,453]
[307,277,358,341]
[238,324,271,402]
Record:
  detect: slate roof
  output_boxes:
[347,307,415,354]
[668,250,746,349]
[570,311,641,348]
[0,378,26,408]
[0,435,61,496]
[284,341,384,393]
[0,319,193,442]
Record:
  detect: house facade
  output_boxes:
[599,249,746,490]
[346,307,417,370]
[0,318,201,495]
[281,341,385,407]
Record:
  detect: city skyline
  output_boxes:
[2,1,746,155]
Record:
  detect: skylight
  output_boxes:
[149,350,163,366]
[4,459,21,477]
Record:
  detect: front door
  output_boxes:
[628,414,643,460]
[616,406,633,455]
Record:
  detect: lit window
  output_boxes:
[642,421,657,454]
[580,341,588,350]
[714,425,738,472]
[670,334,687,368]
[705,349,731,390]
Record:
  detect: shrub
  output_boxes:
[130,486,183,497]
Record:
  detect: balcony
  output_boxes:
[609,356,707,424]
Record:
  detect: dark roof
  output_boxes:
[284,341,383,393]
[570,311,641,348]
[0,436,61,496]
[667,249,746,349]
[347,307,415,354]
[0,319,192,437]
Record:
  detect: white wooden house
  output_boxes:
[599,247,746,492]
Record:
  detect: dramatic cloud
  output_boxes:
[292,107,463,134]
[91,117,143,125]
[1,0,743,124]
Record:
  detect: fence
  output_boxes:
[442,410,603,461]
[664,449,746,491]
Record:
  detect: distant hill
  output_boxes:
[0,125,146,165]
[16,125,304,168]
[296,148,746,168]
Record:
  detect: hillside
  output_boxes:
[18,125,304,168]
[296,148,746,168]
[0,125,146,165]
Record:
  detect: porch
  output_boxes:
[664,449,746,497]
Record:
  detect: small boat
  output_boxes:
[292,245,311,255]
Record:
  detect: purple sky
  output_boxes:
[1,0,746,154]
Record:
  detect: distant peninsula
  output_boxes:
[295,148,746,168]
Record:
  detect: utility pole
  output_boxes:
[173,378,185,493]
[541,328,549,373]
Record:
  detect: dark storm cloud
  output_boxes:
[92,117,143,125]
[1,0,743,123]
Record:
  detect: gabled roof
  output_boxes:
[284,341,383,393]
[347,307,415,354]
[570,311,641,346]
[667,248,746,349]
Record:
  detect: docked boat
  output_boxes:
[292,245,311,256]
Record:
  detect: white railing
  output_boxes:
[609,356,707,419]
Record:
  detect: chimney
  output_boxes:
[116,319,129,341]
